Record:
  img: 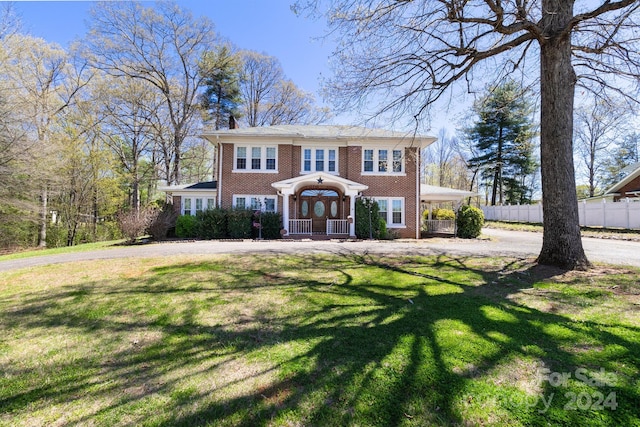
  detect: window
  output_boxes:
[393,150,402,173]
[234,145,278,172]
[301,148,339,174]
[183,198,192,215]
[378,149,388,172]
[364,149,374,172]
[392,199,403,224]
[373,197,405,227]
[266,147,276,170]
[377,199,388,221]
[195,198,203,214]
[251,147,261,170]
[328,149,336,172]
[233,195,277,212]
[207,198,215,210]
[236,147,247,170]
[315,149,324,171]
[303,149,312,172]
[363,148,404,174]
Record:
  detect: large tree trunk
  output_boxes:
[537,0,589,269]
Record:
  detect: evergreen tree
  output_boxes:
[601,132,639,190]
[466,81,537,205]
[199,45,242,130]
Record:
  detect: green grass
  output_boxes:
[0,254,638,426]
[0,239,124,261]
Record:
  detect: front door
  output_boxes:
[298,188,342,234]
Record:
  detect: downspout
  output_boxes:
[216,135,223,208]
[416,146,421,239]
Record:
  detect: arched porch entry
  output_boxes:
[297,187,344,234]
[271,173,368,237]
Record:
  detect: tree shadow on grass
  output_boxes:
[0,252,638,426]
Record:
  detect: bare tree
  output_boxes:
[84,1,218,185]
[1,34,85,247]
[239,50,329,127]
[574,96,632,197]
[296,0,640,269]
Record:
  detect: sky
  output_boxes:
[9,0,457,134]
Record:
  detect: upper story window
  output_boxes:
[234,145,278,172]
[363,148,404,174]
[302,148,338,173]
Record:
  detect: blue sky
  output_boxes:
[11,0,455,133]
[12,1,334,106]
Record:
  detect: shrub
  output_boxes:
[175,215,197,238]
[227,208,252,238]
[117,208,155,243]
[423,207,456,221]
[256,211,282,239]
[147,203,178,241]
[197,208,227,239]
[378,217,388,240]
[456,205,484,238]
[355,198,381,239]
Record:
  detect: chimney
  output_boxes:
[229,115,239,129]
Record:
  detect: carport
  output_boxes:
[420,185,479,235]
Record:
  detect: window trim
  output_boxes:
[181,197,216,216]
[372,197,405,228]
[362,148,405,175]
[233,145,279,173]
[232,194,278,213]
[301,148,339,174]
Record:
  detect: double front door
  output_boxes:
[298,189,342,234]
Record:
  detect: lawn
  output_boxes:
[0,253,638,426]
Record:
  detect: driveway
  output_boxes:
[0,228,639,272]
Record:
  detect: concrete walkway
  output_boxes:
[1,228,639,272]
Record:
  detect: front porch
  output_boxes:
[287,218,350,237]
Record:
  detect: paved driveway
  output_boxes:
[1,228,639,272]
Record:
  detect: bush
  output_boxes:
[423,207,456,221]
[117,208,155,243]
[355,198,381,239]
[256,211,282,239]
[227,209,252,238]
[378,217,388,240]
[456,205,484,238]
[197,208,227,239]
[175,215,197,238]
[147,204,178,241]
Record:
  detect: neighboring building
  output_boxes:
[162,124,476,238]
[581,162,640,203]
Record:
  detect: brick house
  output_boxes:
[580,162,640,203]
[163,124,475,238]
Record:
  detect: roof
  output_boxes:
[203,124,436,147]
[604,162,640,195]
[159,181,217,193]
[420,185,479,202]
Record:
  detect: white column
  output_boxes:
[349,193,356,237]
[282,192,290,235]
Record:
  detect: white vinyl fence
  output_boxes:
[482,199,640,230]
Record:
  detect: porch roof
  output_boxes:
[420,185,478,203]
[271,173,368,195]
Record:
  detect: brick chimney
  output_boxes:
[229,115,239,129]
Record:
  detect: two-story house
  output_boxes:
[163,124,472,239]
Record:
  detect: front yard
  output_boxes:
[0,253,638,426]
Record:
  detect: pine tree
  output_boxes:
[199,45,242,130]
[466,81,537,205]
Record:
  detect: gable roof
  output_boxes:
[604,162,640,195]
[203,124,436,148]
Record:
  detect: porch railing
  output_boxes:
[424,220,456,234]
[327,219,349,235]
[289,219,312,235]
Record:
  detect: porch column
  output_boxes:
[349,193,356,237]
[281,192,290,235]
